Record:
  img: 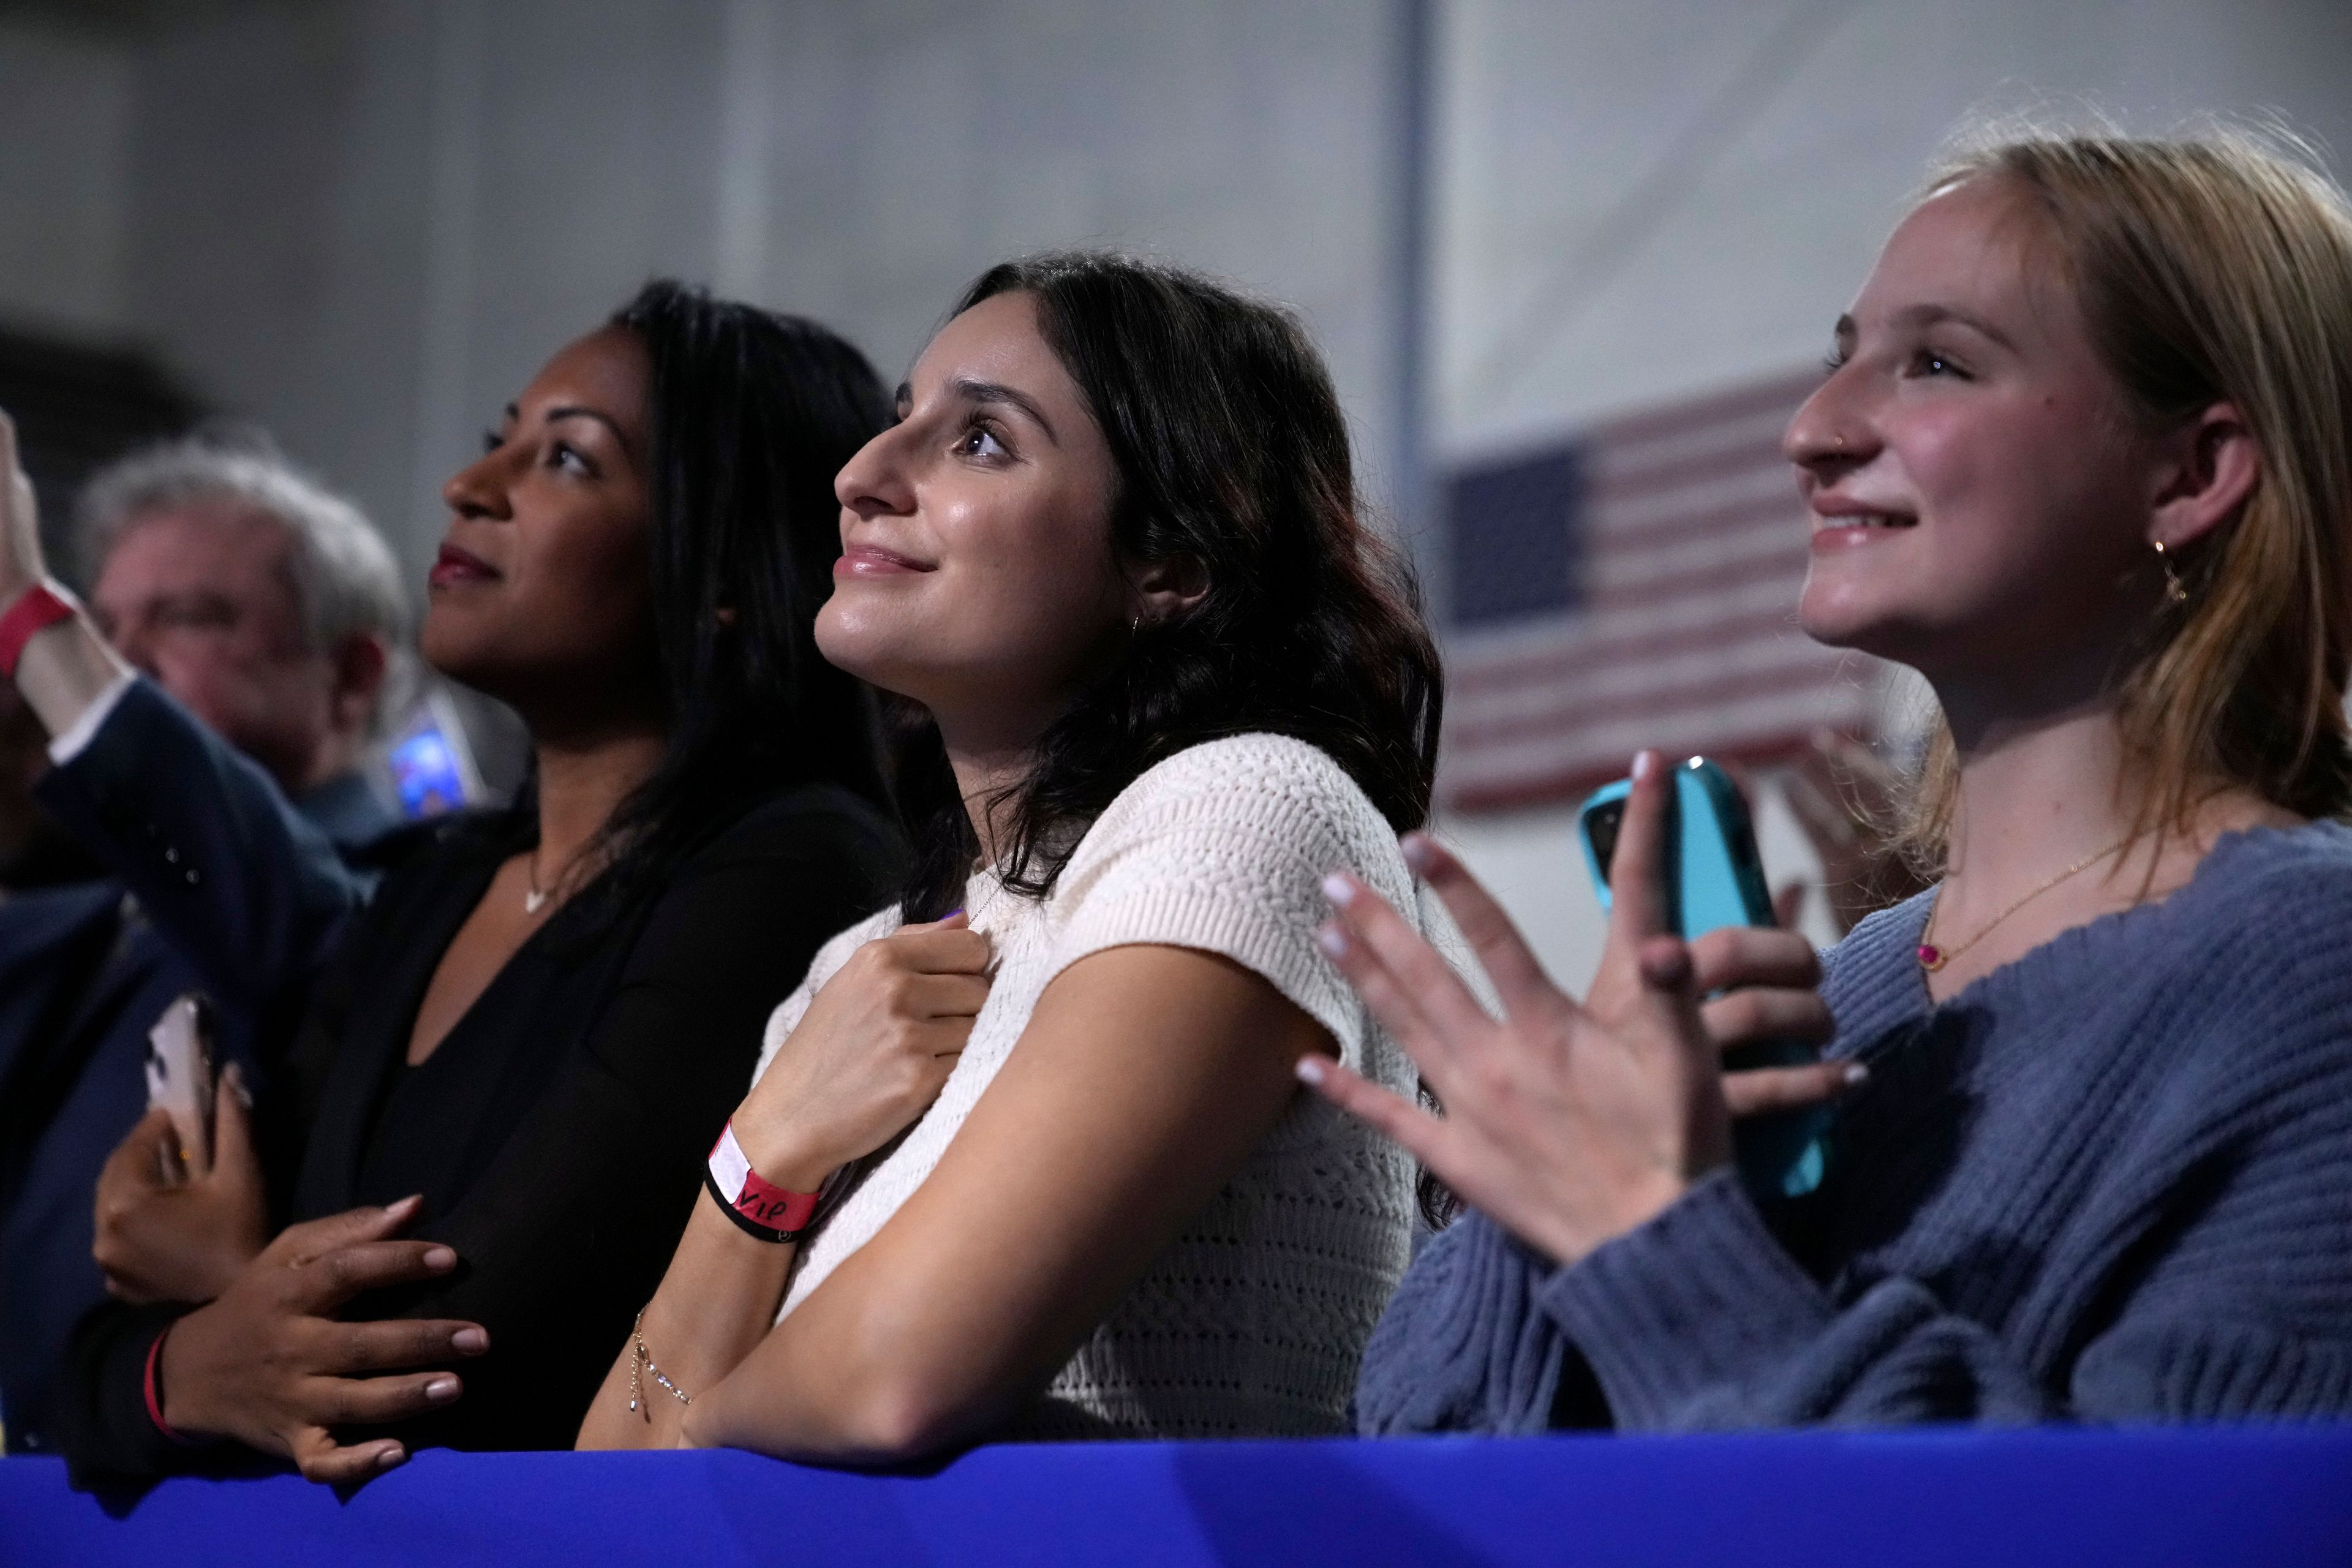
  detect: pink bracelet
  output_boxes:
[143,1322,198,1446]
[704,1121,820,1242]
[0,581,74,677]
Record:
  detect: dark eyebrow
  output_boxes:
[543,404,636,460]
[948,376,1059,445]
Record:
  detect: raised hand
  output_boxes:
[0,410,45,602]
[157,1197,489,1483]
[1300,750,1853,1265]
[1,405,130,731]
[730,912,992,1193]
[94,1068,269,1304]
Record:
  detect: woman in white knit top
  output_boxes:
[580,253,1447,1457]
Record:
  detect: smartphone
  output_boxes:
[1578,757,1830,1200]
[143,993,216,1179]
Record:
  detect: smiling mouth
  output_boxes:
[836,543,935,576]
[1814,511,1917,531]
[428,542,499,586]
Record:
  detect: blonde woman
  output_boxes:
[1310,129,2352,1430]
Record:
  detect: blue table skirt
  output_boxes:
[6,1426,2351,1567]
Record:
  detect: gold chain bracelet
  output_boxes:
[626,1307,692,1417]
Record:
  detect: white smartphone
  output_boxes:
[143,993,216,1179]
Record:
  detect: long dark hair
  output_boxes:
[570,281,892,917]
[894,252,1442,919]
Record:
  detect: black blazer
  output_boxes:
[61,785,905,1487]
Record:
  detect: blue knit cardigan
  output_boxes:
[1355,823,2352,1431]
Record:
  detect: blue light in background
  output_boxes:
[388,726,469,819]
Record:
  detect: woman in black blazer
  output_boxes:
[15,284,905,1486]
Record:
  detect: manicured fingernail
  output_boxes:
[424,1376,460,1402]
[943,907,963,920]
[453,1327,488,1354]
[377,1445,407,1470]
[1316,922,1349,958]
[1842,1062,1870,1086]
[1632,749,1656,780]
[1320,873,1356,908]
[1399,834,1436,875]
[1294,1055,1328,1085]
[423,1246,456,1271]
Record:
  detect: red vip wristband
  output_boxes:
[705,1121,820,1243]
[0,581,74,677]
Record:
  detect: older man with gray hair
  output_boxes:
[0,431,409,1455]
[71,435,410,830]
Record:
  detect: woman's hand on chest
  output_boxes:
[730,913,992,1194]
[156,1196,490,1483]
[682,940,1326,1461]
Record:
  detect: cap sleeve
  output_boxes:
[1038,735,1415,1071]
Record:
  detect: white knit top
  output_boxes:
[750,733,1427,1438]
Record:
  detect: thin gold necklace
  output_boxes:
[1918,835,2134,973]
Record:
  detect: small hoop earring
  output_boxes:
[1129,614,1142,635]
[2154,540,2189,605]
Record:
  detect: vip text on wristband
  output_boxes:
[706,1120,820,1243]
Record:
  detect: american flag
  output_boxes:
[1438,370,1887,812]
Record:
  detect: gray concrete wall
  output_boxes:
[0,19,134,337]
[51,0,1403,586]
[116,0,737,581]
[734,0,1403,512]
[1436,0,2352,457]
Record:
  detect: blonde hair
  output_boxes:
[1897,126,2352,871]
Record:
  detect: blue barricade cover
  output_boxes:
[6,1426,2352,1567]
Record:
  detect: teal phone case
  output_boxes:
[1578,758,1830,1200]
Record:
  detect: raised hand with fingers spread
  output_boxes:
[1299,749,1855,1265]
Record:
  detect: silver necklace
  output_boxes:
[524,847,552,916]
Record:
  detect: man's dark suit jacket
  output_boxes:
[0,680,399,1453]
